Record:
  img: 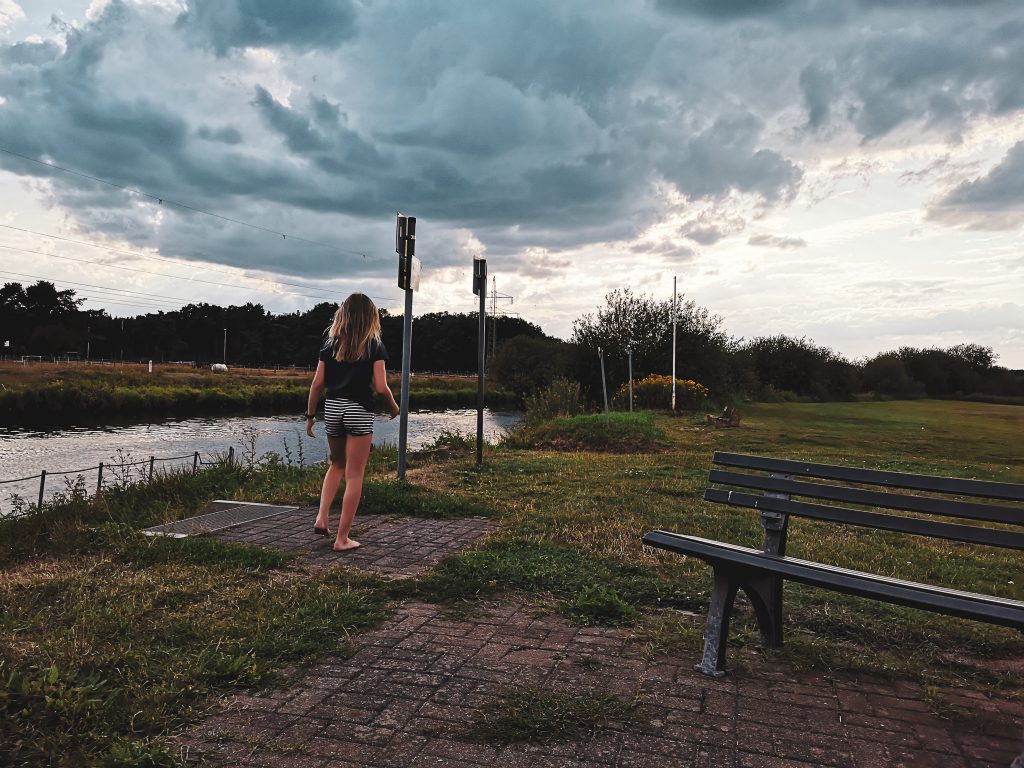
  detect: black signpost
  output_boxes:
[473,257,487,466]
[396,214,420,480]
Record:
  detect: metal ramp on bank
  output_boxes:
[142,500,299,538]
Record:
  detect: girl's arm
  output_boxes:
[373,360,401,419]
[306,362,325,435]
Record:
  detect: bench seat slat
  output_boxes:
[642,530,1024,629]
[712,452,1024,501]
[703,488,1024,550]
[708,469,1023,526]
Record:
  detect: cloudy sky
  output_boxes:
[1,0,1023,366]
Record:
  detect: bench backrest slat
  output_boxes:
[708,469,1023,526]
[712,452,1024,502]
[704,488,1024,550]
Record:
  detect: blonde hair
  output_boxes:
[327,293,381,362]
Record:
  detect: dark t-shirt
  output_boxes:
[318,338,389,410]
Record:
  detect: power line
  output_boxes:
[0,241,388,304]
[0,268,197,305]
[0,272,186,312]
[0,145,375,259]
[0,223,343,300]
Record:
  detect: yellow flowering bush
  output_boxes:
[613,373,709,411]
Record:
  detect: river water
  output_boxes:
[0,408,522,513]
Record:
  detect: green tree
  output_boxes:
[570,289,735,402]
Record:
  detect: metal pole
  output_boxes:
[38,470,46,510]
[223,328,227,364]
[477,281,486,466]
[671,276,677,412]
[628,349,633,412]
[97,462,104,495]
[598,347,609,423]
[193,452,200,473]
[397,288,413,480]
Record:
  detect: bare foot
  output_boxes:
[333,538,361,552]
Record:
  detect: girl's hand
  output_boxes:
[389,403,400,420]
[306,419,316,438]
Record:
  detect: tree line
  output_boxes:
[2,280,1021,404]
[0,281,545,371]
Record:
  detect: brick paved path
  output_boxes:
[211,507,496,578]
[175,601,1023,767]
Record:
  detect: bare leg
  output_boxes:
[316,434,347,530]
[334,433,372,551]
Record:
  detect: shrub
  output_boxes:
[612,374,709,411]
[524,378,584,425]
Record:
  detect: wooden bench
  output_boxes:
[643,452,1024,676]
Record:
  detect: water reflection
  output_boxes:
[0,408,522,511]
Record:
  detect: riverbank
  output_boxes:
[0,362,516,425]
[1,400,1021,766]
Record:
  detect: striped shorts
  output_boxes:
[324,397,375,437]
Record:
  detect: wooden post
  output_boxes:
[38,470,46,510]
[97,462,104,495]
[149,456,155,481]
[193,452,200,474]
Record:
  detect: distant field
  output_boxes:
[0,361,511,425]
[0,360,310,388]
[0,360,475,390]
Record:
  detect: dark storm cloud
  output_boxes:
[928,141,1024,229]
[657,0,1002,22]
[799,64,833,130]
[196,125,244,144]
[176,0,358,55]
[661,115,802,202]
[2,0,1024,283]
[793,11,1024,141]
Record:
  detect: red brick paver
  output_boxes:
[211,507,496,578]
[174,602,1024,767]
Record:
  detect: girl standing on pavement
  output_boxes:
[305,293,400,552]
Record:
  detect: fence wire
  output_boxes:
[0,447,237,519]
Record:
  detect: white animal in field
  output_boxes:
[210,363,228,372]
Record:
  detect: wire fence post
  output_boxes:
[227,446,234,467]
[148,456,155,481]
[193,452,200,474]
[38,470,46,510]
[97,462,104,495]
[598,347,609,424]
[628,349,633,413]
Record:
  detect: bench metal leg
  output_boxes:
[695,570,738,677]
[743,573,785,649]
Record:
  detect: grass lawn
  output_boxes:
[1,398,1021,766]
